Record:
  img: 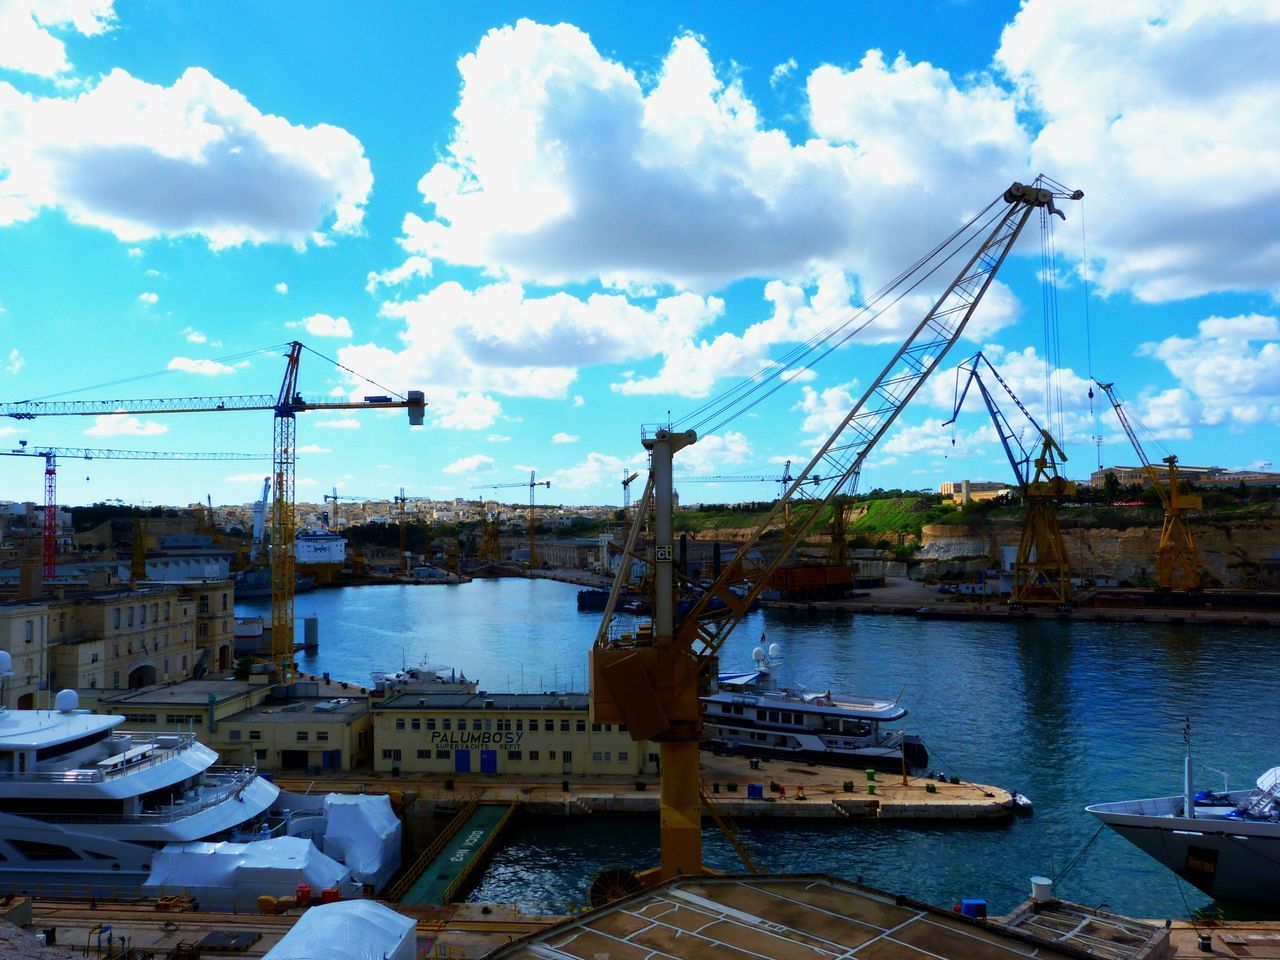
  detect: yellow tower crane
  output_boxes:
[475,471,550,567]
[1094,379,1203,590]
[591,179,1083,887]
[945,351,1075,607]
[1,341,425,681]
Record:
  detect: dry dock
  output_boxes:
[275,753,1016,821]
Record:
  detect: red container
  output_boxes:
[319,887,342,904]
[295,883,311,907]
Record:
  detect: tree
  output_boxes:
[1102,471,1121,503]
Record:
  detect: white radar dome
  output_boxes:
[768,643,781,659]
[0,650,11,675]
[55,689,79,713]
[752,646,766,663]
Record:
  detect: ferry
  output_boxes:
[1087,763,1280,903]
[0,653,279,893]
[700,643,928,772]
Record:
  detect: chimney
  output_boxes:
[18,560,41,600]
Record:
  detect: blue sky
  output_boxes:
[1,1,1277,509]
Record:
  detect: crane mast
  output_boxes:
[591,179,1082,884]
[945,352,1075,606]
[1094,380,1202,590]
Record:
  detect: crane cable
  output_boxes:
[677,197,1007,439]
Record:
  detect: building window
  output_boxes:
[411,718,421,731]
[516,719,524,732]
[560,720,570,732]
[483,719,492,732]
[254,749,267,761]
[199,597,209,614]
[592,751,602,762]
[417,749,431,759]
[58,612,66,632]
[122,712,157,724]
[165,713,201,725]
[472,719,482,731]
[127,608,134,627]
[576,719,586,732]
[140,606,147,626]
[549,751,557,760]
[90,652,99,663]
[113,609,121,629]
[435,749,449,759]
[221,593,228,611]
[316,731,329,742]
[426,719,436,731]
[382,749,402,761]
[528,719,539,732]
[592,723,601,733]
[249,730,262,741]
[198,623,208,638]
[395,718,406,731]
[648,752,659,764]
[618,752,628,762]
[507,750,522,761]
[181,655,188,671]
[296,731,309,742]
[442,719,452,731]
[113,671,120,688]
[229,730,242,741]
[529,750,540,761]
[164,601,170,620]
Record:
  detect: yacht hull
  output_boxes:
[1088,796,1280,903]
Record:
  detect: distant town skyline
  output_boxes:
[1,2,1277,508]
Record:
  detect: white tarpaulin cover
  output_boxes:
[262,899,416,960]
[322,793,402,890]
[144,836,351,906]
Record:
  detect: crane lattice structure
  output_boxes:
[945,352,1075,607]
[1093,379,1202,590]
[1,444,268,586]
[590,180,1082,886]
[476,471,550,567]
[1,341,425,680]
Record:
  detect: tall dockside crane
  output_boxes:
[394,487,410,574]
[591,180,1082,886]
[1,444,268,586]
[1,341,425,680]
[476,471,551,567]
[250,476,271,561]
[1094,379,1202,590]
[944,352,1075,607]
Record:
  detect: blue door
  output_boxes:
[454,749,471,773]
[480,750,498,774]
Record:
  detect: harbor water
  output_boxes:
[239,578,1277,918]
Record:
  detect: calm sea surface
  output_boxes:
[239,579,1278,918]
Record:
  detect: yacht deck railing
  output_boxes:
[6,765,261,824]
[0,731,201,784]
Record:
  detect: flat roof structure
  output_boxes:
[486,875,1113,960]
[98,679,260,708]
[376,692,590,712]
[229,697,368,725]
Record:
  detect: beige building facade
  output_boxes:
[0,599,52,709]
[372,692,657,777]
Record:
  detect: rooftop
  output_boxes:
[377,691,589,712]
[228,697,369,724]
[488,875,1102,960]
[99,678,259,707]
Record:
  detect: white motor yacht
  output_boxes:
[700,643,929,772]
[0,652,279,894]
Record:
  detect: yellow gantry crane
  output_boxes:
[1093,379,1202,590]
[945,351,1075,607]
[591,180,1082,886]
[1,341,425,680]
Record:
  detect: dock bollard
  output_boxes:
[868,784,876,795]
[866,768,876,781]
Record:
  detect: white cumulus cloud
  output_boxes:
[138,291,158,304]
[181,327,207,343]
[0,67,372,248]
[167,356,235,376]
[275,282,288,294]
[0,0,114,78]
[443,453,495,474]
[551,432,578,444]
[84,413,167,436]
[5,348,24,374]
[294,312,353,338]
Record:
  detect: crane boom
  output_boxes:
[591,179,1082,885]
[674,181,1077,662]
[1094,379,1202,590]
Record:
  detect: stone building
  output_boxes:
[371,691,657,777]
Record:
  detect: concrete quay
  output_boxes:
[276,753,1017,822]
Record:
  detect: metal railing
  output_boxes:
[0,731,200,784]
[386,794,480,902]
[9,765,260,825]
